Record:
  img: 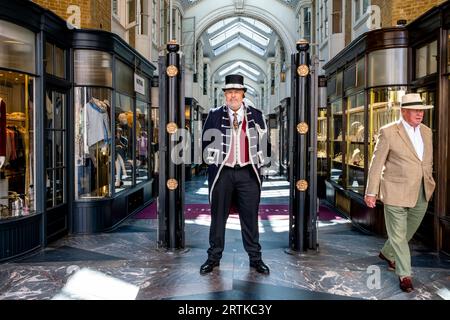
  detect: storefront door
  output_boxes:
[44,87,68,242]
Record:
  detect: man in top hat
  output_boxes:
[200,74,270,275]
[364,93,435,292]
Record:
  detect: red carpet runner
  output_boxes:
[134,202,343,221]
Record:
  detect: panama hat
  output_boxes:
[401,93,433,109]
[222,74,247,92]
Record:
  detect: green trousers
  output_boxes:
[381,182,428,277]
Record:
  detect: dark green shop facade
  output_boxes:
[0,0,157,262]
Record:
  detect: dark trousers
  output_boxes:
[208,165,262,262]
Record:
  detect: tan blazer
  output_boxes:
[366,121,435,207]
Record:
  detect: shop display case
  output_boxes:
[323,27,410,234]
[345,92,365,194]
[317,108,327,198]
[71,32,155,234]
[329,100,343,186]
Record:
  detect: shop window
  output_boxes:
[45,90,66,208]
[74,87,112,199]
[415,41,438,79]
[0,71,35,219]
[330,99,343,185]
[116,60,134,96]
[345,91,365,193]
[356,57,365,88]
[74,50,112,87]
[336,71,343,96]
[0,20,35,74]
[136,101,149,183]
[74,50,114,199]
[115,93,133,193]
[45,42,65,79]
[368,48,407,87]
[151,107,159,177]
[343,64,356,91]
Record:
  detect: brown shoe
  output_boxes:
[378,252,395,271]
[399,276,414,293]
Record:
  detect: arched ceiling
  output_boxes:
[200,17,276,91]
[201,17,276,59]
[181,0,299,110]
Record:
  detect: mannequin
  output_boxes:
[137,131,148,166]
[118,112,132,161]
[115,127,128,187]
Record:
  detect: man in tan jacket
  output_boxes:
[365,93,435,293]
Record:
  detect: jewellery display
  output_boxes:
[317,150,327,158]
[333,152,342,162]
[317,109,328,176]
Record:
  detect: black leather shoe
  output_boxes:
[200,260,220,274]
[249,260,270,274]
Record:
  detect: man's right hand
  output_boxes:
[364,195,377,208]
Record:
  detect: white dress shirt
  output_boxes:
[227,104,244,126]
[225,104,249,166]
[401,119,424,161]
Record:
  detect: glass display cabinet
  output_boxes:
[317,108,327,171]
[345,91,365,194]
[71,30,155,234]
[329,99,343,186]
[317,107,327,198]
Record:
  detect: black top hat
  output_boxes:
[222,74,247,92]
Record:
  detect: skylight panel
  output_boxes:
[207,18,238,34]
[219,62,260,76]
[213,36,265,56]
[224,68,258,81]
[246,86,256,94]
[209,22,269,47]
[241,17,272,34]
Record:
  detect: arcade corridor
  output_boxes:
[1,176,449,300]
[1,0,450,303]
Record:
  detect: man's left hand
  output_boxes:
[364,195,376,208]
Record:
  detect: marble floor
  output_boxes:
[0,176,449,300]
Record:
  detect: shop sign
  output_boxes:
[134,73,145,95]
